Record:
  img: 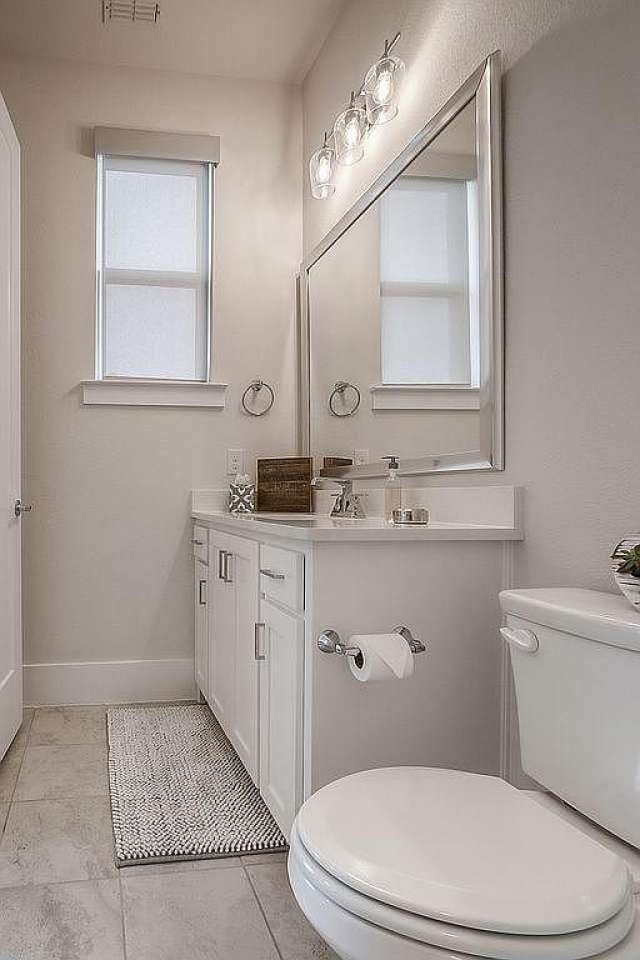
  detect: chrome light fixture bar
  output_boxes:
[309,32,404,199]
[102,0,160,24]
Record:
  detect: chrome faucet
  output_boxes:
[311,477,366,519]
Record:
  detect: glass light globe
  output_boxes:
[309,140,336,199]
[334,94,367,166]
[364,55,404,126]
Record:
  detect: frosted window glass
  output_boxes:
[104,284,205,380]
[380,176,475,385]
[381,296,470,384]
[380,178,468,285]
[105,166,200,273]
[97,155,211,381]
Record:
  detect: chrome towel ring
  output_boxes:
[241,379,275,416]
[329,380,361,417]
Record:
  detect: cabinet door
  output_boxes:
[209,534,236,737]
[194,559,208,700]
[229,537,259,784]
[259,599,304,836]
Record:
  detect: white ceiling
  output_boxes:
[0,0,347,84]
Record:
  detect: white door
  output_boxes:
[209,533,235,737]
[194,558,208,700]
[0,91,22,761]
[259,599,304,836]
[229,536,259,785]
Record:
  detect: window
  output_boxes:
[96,155,212,382]
[379,176,479,386]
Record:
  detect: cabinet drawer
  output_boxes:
[259,544,304,612]
[191,525,209,564]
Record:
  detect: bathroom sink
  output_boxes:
[252,515,386,529]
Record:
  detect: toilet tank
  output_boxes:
[500,588,640,850]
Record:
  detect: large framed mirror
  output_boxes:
[299,53,503,477]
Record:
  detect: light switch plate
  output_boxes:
[226,448,245,476]
[354,449,370,466]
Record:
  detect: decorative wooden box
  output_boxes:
[256,457,313,513]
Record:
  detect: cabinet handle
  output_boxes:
[223,552,233,583]
[198,579,207,605]
[260,568,285,581]
[190,538,204,546]
[254,622,266,661]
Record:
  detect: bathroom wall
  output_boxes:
[0,53,301,701]
[303,0,640,778]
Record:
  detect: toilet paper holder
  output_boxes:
[317,626,426,659]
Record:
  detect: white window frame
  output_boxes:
[83,133,226,407]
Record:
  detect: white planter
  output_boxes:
[611,536,640,611]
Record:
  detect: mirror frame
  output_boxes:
[298,52,503,478]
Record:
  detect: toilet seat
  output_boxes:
[290,826,637,960]
[291,768,638,960]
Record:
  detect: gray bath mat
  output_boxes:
[107,704,287,866]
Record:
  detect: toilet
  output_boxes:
[288,588,640,959]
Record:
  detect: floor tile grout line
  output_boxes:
[0,874,119,893]
[5,795,111,806]
[118,871,129,960]
[243,862,285,960]
[21,743,108,750]
[11,792,110,803]
[3,708,36,814]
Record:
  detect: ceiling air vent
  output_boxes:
[102,1,160,24]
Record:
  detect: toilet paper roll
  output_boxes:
[348,633,414,683]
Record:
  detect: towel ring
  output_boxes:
[329,381,361,417]
[241,379,275,417]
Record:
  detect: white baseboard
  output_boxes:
[24,657,197,707]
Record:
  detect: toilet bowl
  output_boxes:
[288,767,640,960]
[289,591,640,959]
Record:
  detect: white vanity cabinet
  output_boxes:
[192,494,522,838]
[192,521,305,832]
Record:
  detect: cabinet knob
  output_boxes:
[14,499,33,518]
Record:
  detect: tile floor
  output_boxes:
[0,706,337,960]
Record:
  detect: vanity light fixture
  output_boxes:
[309,33,404,198]
[363,37,405,126]
[334,92,367,166]
[309,133,337,199]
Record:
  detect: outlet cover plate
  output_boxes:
[226,448,245,476]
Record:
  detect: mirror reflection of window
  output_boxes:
[379,169,479,387]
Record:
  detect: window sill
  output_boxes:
[80,379,228,408]
[370,384,480,411]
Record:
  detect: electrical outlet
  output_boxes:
[354,449,370,466]
[226,448,245,476]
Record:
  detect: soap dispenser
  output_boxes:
[381,456,402,522]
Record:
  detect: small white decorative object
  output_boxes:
[610,536,640,611]
[229,473,256,514]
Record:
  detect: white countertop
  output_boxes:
[191,509,523,542]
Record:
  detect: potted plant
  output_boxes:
[611,538,640,611]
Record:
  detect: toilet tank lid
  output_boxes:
[500,588,640,653]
